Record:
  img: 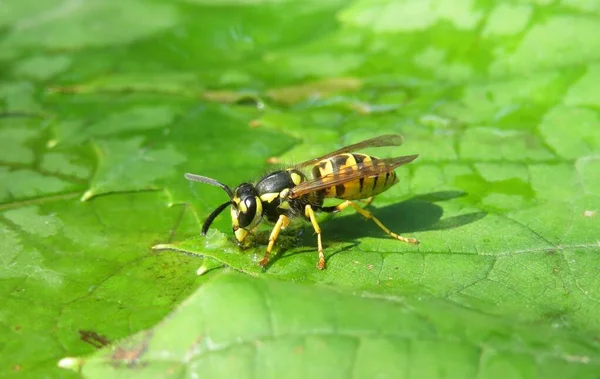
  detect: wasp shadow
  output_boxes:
[260,191,486,268]
[313,190,487,243]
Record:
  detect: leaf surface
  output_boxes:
[0,1,599,378]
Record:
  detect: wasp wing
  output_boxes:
[292,134,404,169]
[289,154,419,199]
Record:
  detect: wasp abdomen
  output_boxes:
[311,153,398,200]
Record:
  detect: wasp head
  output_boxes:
[185,173,263,245]
[229,183,263,244]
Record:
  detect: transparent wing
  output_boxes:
[289,154,418,198]
[292,134,404,169]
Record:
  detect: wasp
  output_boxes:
[185,134,419,269]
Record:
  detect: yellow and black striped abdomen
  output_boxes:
[311,153,398,200]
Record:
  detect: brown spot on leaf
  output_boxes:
[111,331,153,368]
[202,90,240,103]
[267,77,362,105]
[80,330,111,349]
[202,91,264,108]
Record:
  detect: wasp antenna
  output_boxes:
[185,173,234,199]
[202,201,232,235]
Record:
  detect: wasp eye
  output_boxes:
[238,197,257,228]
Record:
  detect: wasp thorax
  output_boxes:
[231,183,263,243]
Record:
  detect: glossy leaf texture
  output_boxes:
[0,0,599,378]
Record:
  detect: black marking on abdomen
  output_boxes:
[352,153,366,165]
[336,184,345,196]
[312,166,322,179]
[384,172,390,186]
[369,158,380,190]
[331,154,350,171]
[355,154,367,193]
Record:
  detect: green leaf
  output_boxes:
[1,0,599,378]
[61,273,600,379]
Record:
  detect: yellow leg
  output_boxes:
[359,197,374,207]
[259,214,290,268]
[335,200,419,245]
[305,204,325,270]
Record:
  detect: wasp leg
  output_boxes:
[332,200,419,245]
[358,197,374,207]
[321,197,373,214]
[305,204,325,270]
[259,214,290,268]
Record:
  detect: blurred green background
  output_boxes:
[1,0,599,378]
